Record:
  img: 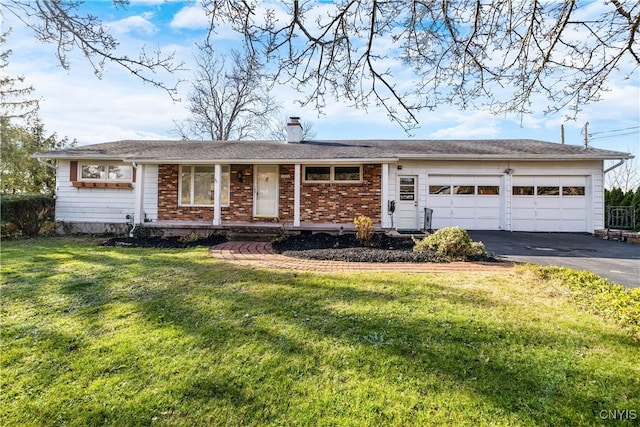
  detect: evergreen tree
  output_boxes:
[0,117,75,194]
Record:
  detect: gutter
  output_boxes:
[37,158,57,169]
[127,157,399,165]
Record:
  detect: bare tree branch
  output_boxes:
[203,0,640,129]
[1,0,185,100]
[175,45,281,141]
[0,32,39,120]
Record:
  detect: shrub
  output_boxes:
[0,194,55,237]
[413,226,486,261]
[353,215,374,244]
[526,266,640,342]
[131,225,160,239]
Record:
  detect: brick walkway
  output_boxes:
[210,241,513,273]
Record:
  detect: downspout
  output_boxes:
[37,158,58,200]
[604,159,626,174]
[602,159,627,234]
[129,161,139,237]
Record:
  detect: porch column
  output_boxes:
[294,164,301,227]
[381,163,389,228]
[213,164,222,226]
[133,163,145,225]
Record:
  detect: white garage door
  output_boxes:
[511,176,588,232]
[427,175,502,230]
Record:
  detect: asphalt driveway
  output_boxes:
[468,231,640,288]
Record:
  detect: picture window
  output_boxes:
[179,165,229,207]
[80,163,132,183]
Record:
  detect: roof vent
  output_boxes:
[287,116,303,143]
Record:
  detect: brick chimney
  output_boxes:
[287,116,303,143]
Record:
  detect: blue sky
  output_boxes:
[2,0,639,159]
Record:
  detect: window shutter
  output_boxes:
[70,161,78,181]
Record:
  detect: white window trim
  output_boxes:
[79,162,133,183]
[303,165,363,183]
[178,165,230,207]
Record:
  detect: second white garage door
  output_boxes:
[511,176,589,232]
[427,175,503,230]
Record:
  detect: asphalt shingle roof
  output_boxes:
[35,139,632,162]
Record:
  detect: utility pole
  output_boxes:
[560,124,565,144]
[583,122,589,147]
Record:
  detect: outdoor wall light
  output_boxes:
[504,168,514,175]
[237,170,244,182]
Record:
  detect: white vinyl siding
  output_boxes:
[387,160,604,233]
[143,164,158,221]
[55,160,135,224]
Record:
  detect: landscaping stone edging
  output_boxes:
[210,241,513,273]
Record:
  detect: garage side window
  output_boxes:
[429,185,451,194]
[562,186,585,196]
[453,185,475,195]
[537,186,560,196]
[513,186,534,196]
[478,186,500,195]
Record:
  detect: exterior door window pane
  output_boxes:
[399,177,415,200]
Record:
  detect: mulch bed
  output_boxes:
[272,232,473,263]
[101,234,227,248]
[102,231,498,264]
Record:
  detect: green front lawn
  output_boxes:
[1,238,638,426]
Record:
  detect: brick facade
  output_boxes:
[157,163,381,224]
[300,164,381,223]
[157,164,214,221]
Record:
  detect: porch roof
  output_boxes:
[34,138,632,162]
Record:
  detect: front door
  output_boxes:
[254,165,278,217]
[397,175,419,230]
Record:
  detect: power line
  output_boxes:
[590,131,640,141]
[589,125,640,137]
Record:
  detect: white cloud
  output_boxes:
[428,112,501,139]
[170,5,209,30]
[107,15,157,35]
[128,0,167,4]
